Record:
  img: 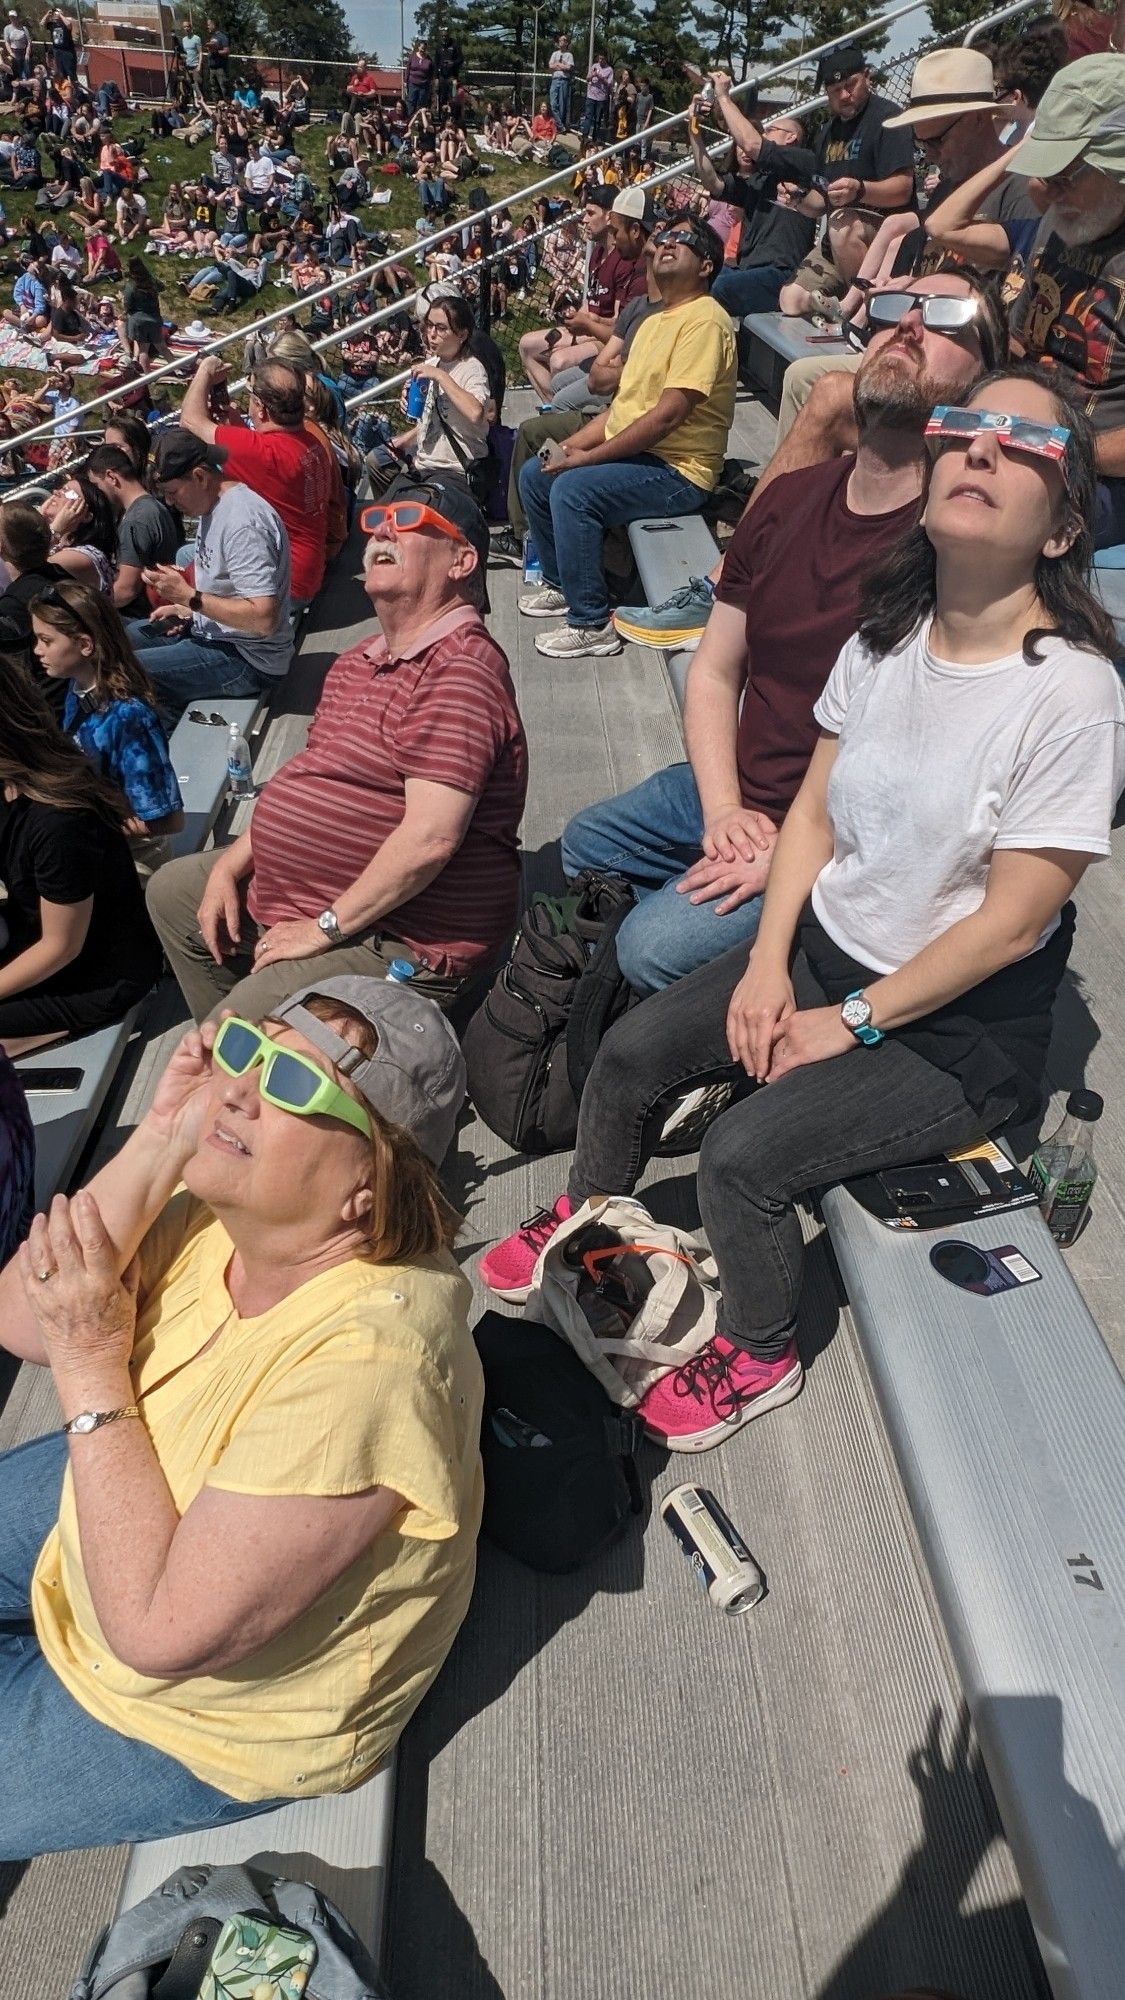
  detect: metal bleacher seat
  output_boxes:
[627,514,721,708]
[168,696,261,861]
[738,310,850,404]
[621,507,1125,2000]
[116,1757,397,1960]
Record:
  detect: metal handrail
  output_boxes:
[0,0,1040,463]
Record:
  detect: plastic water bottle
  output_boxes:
[1028,1090,1103,1247]
[522,533,542,586]
[226,722,254,800]
[386,958,416,984]
[405,375,427,421]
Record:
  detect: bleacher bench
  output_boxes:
[627,515,721,710]
[739,310,849,407]
[626,515,1125,2000]
[117,1756,397,1966]
[169,696,261,861]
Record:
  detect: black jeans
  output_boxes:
[568,945,1017,1360]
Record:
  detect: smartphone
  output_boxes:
[807,330,846,344]
[197,1913,317,2000]
[877,1164,978,1211]
[15,1068,83,1094]
[538,438,567,469]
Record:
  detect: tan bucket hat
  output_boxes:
[884,49,997,128]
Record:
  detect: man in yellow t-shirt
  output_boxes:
[517,212,737,660]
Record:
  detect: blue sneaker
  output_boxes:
[613,577,715,652]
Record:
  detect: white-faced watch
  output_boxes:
[841,990,884,1048]
[63,1406,140,1436]
[317,908,342,944]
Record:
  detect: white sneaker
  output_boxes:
[535,621,623,658]
[518,584,568,618]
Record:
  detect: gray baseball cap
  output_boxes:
[273,975,466,1165]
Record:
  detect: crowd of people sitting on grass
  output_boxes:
[0,23,1122,1906]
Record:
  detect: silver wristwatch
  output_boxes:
[317,908,342,944]
[63,1405,140,1436]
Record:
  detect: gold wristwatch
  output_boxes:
[63,1406,140,1436]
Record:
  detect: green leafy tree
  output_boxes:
[926,0,990,35]
[256,0,353,64]
[204,0,262,60]
[692,0,786,81]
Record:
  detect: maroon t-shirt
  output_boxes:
[717,456,917,824]
[587,243,646,318]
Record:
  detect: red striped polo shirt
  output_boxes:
[247,607,528,977]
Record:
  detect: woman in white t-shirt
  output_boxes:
[479,370,1125,1457]
[394,293,491,492]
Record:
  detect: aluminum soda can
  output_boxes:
[405,375,427,420]
[660,1483,765,1615]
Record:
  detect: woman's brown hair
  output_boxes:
[0,651,129,826]
[298,994,461,1262]
[31,577,159,711]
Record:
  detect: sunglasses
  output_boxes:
[924,405,1072,488]
[187,708,230,726]
[359,498,466,544]
[211,1016,371,1138]
[866,290,982,335]
[652,224,707,255]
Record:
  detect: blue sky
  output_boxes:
[341,0,414,63]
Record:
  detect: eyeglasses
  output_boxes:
[359,498,467,545]
[211,1016,371,1138]
[924,404,1072,488]
[866,290,983,335]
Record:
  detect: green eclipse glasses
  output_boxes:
[211,1016,372,1139]
[924,405,1072,489]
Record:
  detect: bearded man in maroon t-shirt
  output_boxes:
[561,270,1004,995]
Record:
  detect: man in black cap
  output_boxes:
[783,43,916,307]
[127,427,293,725]
[147,480,528,1022]
[688,73,818,319]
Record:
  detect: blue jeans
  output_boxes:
[127,618,268,726]
[518,454,708,629]
[581,96,608,141]
[1094,477,1125,551]
[562,762,763,994]
[712,263,791,318]
[0,1431,282,1857]
[549,77,570,129]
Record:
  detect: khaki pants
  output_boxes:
[776,350,861,443]
[147,848,461,1025]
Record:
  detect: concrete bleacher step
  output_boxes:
[16,1009,142,1213]
[823,1187,1125,2000]
[117,1757,396,1958]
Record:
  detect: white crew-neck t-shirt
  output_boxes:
[810,617,1125,975]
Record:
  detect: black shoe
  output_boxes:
[489,528,523,569]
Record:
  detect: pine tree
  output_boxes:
[927,0,988,37]
[691,0,787,82]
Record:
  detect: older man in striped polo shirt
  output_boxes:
[148,483,528,1021]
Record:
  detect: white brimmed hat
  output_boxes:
[884,50,997,129]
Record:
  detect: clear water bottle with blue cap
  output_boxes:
[386,959,416,984]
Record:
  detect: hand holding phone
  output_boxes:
[538,437,567,470]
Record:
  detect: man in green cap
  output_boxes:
[1005,52,1125,545]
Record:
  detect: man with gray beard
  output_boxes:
[1005,54,1125,547]
[560,272,1006,994]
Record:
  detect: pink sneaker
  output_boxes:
[637,1335,803,1453]
[478,1195,574,1303]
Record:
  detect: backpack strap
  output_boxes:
[151,1917,224,2000]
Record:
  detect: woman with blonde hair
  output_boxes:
[0,976,482,1855]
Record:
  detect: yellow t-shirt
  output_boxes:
[604,293,737,493]
[31,1194,484,1803]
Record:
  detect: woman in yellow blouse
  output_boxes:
[0,975,482,1855]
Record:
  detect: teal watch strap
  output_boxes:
[843,988,884,1048]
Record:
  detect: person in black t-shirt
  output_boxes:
[689,74,817,318]
[782,43,916,308]
[0,652,160,1054]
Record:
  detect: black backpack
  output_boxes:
[474,1310,643,1572]
[461,870,636,1154]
